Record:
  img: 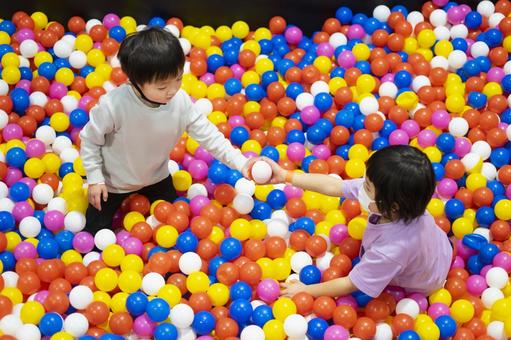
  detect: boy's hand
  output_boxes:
[280,280,307,297]
[260,157,287,184]
[241,157,259,180]
[88,183,108,211]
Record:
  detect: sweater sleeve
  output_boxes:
[185,94,248,172]
[79,99,115,184]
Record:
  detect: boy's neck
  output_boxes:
[130,83,163,108]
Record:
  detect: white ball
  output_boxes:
[291,251,313,273]
[69,285,94,310]
[19,39,38,58]
[316,251,334,271]
[64,211,86,233]
[19,216,42,238]
[310,81,329,96]
[194,98,213,115]
[47,197,67,213]
[0,197,14,212]
[251,161,272,184]
[0,80,7,96]
[329,33,347,48]
[146,215,159,229]
[473,227,491,242]
[54,40,73,58]
[412,75,431,92]
[489,13,505,28]
[359,96,379,115]
[179,38,192,55]
[266,218,289,238]
[284,314,308,337]
[481,287,504,308]
[179,252,202,275]
[271,209,291,225]
[487,321,506,340]
[29,91,49,107]
[450,24,468,39]
[32,183,54,205]
[374,323,393,340]
[15,324,41,340]
[103,80,116,92]
[241,325,265,340]
[61,95,78,113]
[64,313,89,337]
[507,124,511,141]
[448,117,469,137]
[0,182,7,198]
[407,11,424,27]
[136,24,147,32]
[373,5,391,22]
[433,26,450,41]
[170,304,195,328]
[52,136,73,154]
[69,50,88,69]
[504,61,511,75]
[448,50,467,70]
[481,162,497,180]
[477,0,495,17]
[431,56,449,70]
[486,267,508,289]
[471,42,490,58]
[60,147,80,163]
[233,194,254,214]
[142,272,166,295]
[471,141,492,160]
[379,82,398,98]
[0,315,22,336]
[461,152,482,172]
[296,93,314,110]
[2,271,19,287]
[286,273,300,283]
[235,178,256,196]
[178,327,197,340]
[187,183,208,199]
[395,298,420,318]
[168,160,180,175]
[164,24,180,37]
[35,126,57,146]
[430,9,447,27]
[85,19,102,33]
[61,34,76,46]
[83,251,101,266]
[94,229,117,249]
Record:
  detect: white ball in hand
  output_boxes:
[251,161,272,184]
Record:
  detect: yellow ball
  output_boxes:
[215,26,233,42]
[186,271,210,293]
[75,34,94,52]
[273,258,291,281]
[118,270,142,293]
[250,219,267,240]
[273,297,297,321]
[254,27,272,41]
[243,40,261,55]
[1,52,20,68]
[452,217,473,239]
[120,16,137,32]
[255,58,274,75]
[495,199,511,220]
[482,82,503,98]
[321,196,340,214]
[416,322,440,340]
[50,112,70,132]
[429,288,452,306]
[207,283,230,306]
[208,111,227,125]
[0,31,11,45]
[241,70,260,87]
[73,157,86,177]
[5,231,22,251]
[190,80,208,99]
[349,144,370,161]
[42,153,61,173]
[403,37,418,54]
[352,43,371,61]
[20,301,45,324]
[230,218,251,241]
[232,21,250,39]
[111,292,129,313]
[24,158,46,179]
[313,56,332,73]
[243,101,261,115]
[423,146,442,163]
[466,173,487,191]
[348,216,367,240]
[451,299,475,323]
[120,254,144,272]
[241,140,262,154]
[315,221,333,237]
[434,40,453,58]
[396,91,419,110]
[185,137,200,154]
[193,33,211,49]
[2,66,21,85]
[51,332,74,340]
[417,29,436,48]
[356,74,376,94]
[85,72,104,89]
[93,291,112,305]
[264,319,286,340]
[345,159,366,178]
[96,63,112,80]
[61,249,82,264]
[326,210,346,225]
[445,94,466,113]
[172,170,193,191]
[123,211,145,231]
[1,287,23,305]
[491,297,511,321]
[158,284,182,307]
[155,225,179,248]
[95,267,119,292]
[207,83,226,99]
[329,77,347,94]
[257,257,275,279]
[34,51,53,67]
[209,225,225,244]
[102,244,126,267]
[31,12,48,29]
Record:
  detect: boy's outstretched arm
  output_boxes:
[281,276,357,298]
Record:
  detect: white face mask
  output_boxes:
[358,183,376,214]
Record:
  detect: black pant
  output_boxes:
[85,176,177,234]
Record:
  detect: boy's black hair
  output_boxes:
[366,145,436,224]
[118,27,185,86]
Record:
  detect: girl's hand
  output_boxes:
[88,183,108,211]
[260,157,287,184]
[280,280,307,297]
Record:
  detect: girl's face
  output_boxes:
[361,177,380,215]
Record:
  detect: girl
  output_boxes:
[264,145,452,298]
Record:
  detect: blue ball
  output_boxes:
[445,198,465,220]
[109,26,126,42]
[266,189,287,209]
[317,118,333,134]
[9,182,30,202]
[0,211,15,232]
[394,70,412,88]
[126,292,148,316]
[380,120,397,138]
[59,162,75,178]
[208,256,226,277]
[229,299,253,323]
[0,251,15,271]
[465,11,482,29]
[19,66,33,80]
[154,323,178,340]
[306,125,327,144]
[372,137,389,150]
[0,21,16,35]
[314,92,333,113]
[301,155,317,173]
[363,18,381,34]
[98,335,124,340]
[55,230,74,252]
[224,78,242,96]
[252,305,273,327]
[80,65,94,77]
[335,6,353,24]
[285,82,304,100]
[335,110,354,128]
[10,88,30,114]
[208,163,229,184]
[251,201,272,220]
[259,39,273,55]
[293,217,315,235]
[220,237,242,261]
[467,92,487,109]
[148,17,166,27]
[352,290,372,307]
[37,238,60,259]
[435,315,457,338]
[176,231,198,253]
[40,312,63,336]
[146,298,170,322]
[207,54,224,72]
[352,13,368,25]
[38,62,57,80]
[488,179,506,196]
[397,330,421,340]
[261,71,278,88]
[223,49,239,65]
[307,317,329,340]
[261,146,279,162]
[299,265,321,284]
[436,133,455,153]
[286,129,306,144]
[467,254,484,274]
[70,109,89,128]
[475,206,495,227]
[192,311,215,335]
[226,169,243,186]
[479,243,499,264]
[452,37,468,52]
[230,281,252,300]
[432,163,445,182]
[490,148,510,168]
[245,84,266,101]
[462,233,488,251]
[230,126,250,146]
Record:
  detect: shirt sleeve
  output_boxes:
[184,94,248,172]
[341,178,364,200]
[348,247,403,298]
[79,99,115,185]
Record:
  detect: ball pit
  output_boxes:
[0,1,511,339]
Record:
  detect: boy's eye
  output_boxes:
[158,87,166,90]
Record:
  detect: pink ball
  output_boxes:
[428,302,450,319]
[466,274,488,295]
[388,129,409,145]
[456,239,477,260]
[197,337,214,340]
[103,13,121,29]
[417,130,438,148]
[459,4,471,14]
[480,265,493,277]
[493,252,511,272]
[451,256,465,269]
[347,24,365,39]
[385,286,406,301]
[401,120,420,138]
[34,290,49,304]
[324,325,349,340]
[15,79,32,92]
[437,178,458,199]
[285,27,303,45]
[432,0,448,6]
[5,167,23,187]
[73,231,95,253]
[43,210,64,232]
[194,147,214,164]
[447,6,465,24]
[454,137,472,157]
[12,201,35,223]
[26,139,46,158]
[78,95,94,110]
[336,295,358,309]
[133,314,156,337]
[190,195,210,216]
[487,68,505,83]
[329,224,348,245]
[14,241,37,260]
[19,177,36,194]
[182,154,193,169]
[203,179,216,196]
[122,237,143,255]
[381,74,394,83]
[284,185,303,199]
[431,110,451,129]
[15,28,35,42]
[188,159,209,181]
[337,51,356,69]
[287,142,306,162]
[257,278,280,303]
[316,42,334,57]
[408,293,428,312]
[228,115,245,127]
[2,123,23,141]
[230,64,245,79]
[200,73,215,86]
[301,106,320,125]
[93,42,102,49]
[49,82,68,99]
[116,230,131,244]
[312,145,331,160]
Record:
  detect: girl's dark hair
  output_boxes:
[366,145,436,224]
[118,27,185,86]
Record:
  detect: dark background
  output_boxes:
[1,0,482,35]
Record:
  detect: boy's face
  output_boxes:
[140,73,183,104]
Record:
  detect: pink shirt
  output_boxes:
[343,179,452,298]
